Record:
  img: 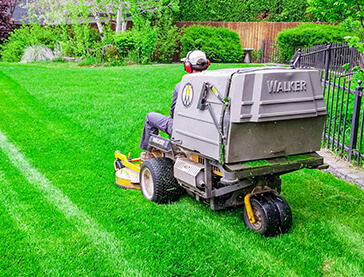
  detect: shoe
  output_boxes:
[139,152,147,161]
[139,151,155,161]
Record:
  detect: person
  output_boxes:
[139,50,210,159]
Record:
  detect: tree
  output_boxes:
[308,0,364,36]
[23,0,115,39]
[0,0,18,43]
[22,0,178,39]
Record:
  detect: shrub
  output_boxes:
[153,22,181,63]
[130,25,157,64]
[181,25,244,63]
[178,0,250,21]
[1,21,180,65]
[64,24,101,58]
[178,0,313,22]
[113,31,135,58]
[277,23,355,62]
[128,22,181,64]
[0,24,62,62]
[250,49,262,63]
[20,45,55,63]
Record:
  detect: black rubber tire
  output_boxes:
[267,193,292,234]
[140,158,184,204]
[243,194,280,237]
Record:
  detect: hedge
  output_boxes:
[178,0,313,22]
[277,23,355,61]
[181,25,244,63]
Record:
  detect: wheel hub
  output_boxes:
[251,207,263,230]
[141,168,154,199]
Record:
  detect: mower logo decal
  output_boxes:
[182,83,193,108]
[151,137,165,146]
[267,80,307,93]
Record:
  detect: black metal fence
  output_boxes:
[291,42,364,166]
[260,39,288,64]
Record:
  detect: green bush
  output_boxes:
[178,0,313,22]
[128,25,157,64]
[61,24,101,58]
[0,23,103,62]
[0,24,62,62]
[113,31,135,58]
[178,0,251,21]
[153,23,181,63]
[277,23,355,62]
[181,25,244,63]
[249,0,312,22]
[1,21,181,65]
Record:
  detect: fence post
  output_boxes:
[322,42,332,91]
[260,39,265,63]
[348,80,363,162]
[322,42,332,141]
[291,48,301,68]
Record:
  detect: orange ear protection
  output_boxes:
[184,50,210,73]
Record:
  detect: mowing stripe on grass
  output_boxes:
[0,130,140,276]
[0,172,62,275]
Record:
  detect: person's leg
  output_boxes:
[139,112,172,151]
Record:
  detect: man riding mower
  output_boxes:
[114,53,326,237]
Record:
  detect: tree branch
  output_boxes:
[339,13,364,36]
[356,4,364,29]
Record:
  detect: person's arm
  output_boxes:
[170,82,181,118]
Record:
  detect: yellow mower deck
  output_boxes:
[114,151,141,190]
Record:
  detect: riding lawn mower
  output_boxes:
[114,67,327,237]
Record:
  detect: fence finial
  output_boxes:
[357,80,363,96]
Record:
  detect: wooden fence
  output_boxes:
[175,21,303,52]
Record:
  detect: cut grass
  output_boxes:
[0,62,363,276]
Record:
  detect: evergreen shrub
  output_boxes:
[277,23,355,61]
[178,0,250,21]
[181,25,244,63]
[178,0,313,22]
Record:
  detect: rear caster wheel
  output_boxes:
[243,193,292,236]
[243,194,280,237]
[267,193,292,234]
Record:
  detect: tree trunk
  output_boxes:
[95,13,104,40]
[116,2,128,33]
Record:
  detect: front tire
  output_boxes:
[140,158,184,204]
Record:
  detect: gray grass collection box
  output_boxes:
[172,67,326,163]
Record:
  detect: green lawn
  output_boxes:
[0,62,363,276]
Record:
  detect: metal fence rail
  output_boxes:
[291,42,364,166]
